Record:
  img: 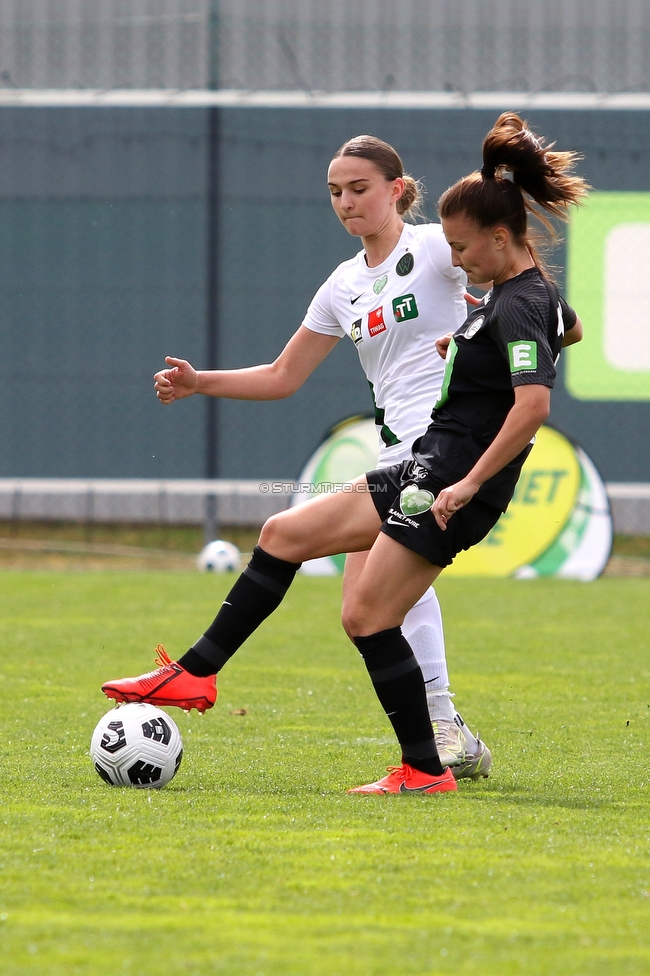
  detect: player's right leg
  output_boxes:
[102,478,382,711]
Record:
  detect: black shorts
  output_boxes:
[367,459,502,568]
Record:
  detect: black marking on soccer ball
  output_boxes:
[206,558,236,571]
[174,748,183,773]
[141,716,172,746]
[94,761,116,786]
[127,760,163,786]
[100,720,127,753]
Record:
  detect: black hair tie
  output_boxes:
[480,164,496,178]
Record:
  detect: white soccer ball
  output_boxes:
[197,539,241,573]
[90,703,183,789]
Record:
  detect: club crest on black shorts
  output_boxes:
[399,485,434,516]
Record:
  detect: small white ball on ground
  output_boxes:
[90,703,183,789]
[197,539,241,572]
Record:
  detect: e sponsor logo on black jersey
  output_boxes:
[396,252,414,276]
[350,318,363,346]
[392,294,419,322]
[508,341,538,372]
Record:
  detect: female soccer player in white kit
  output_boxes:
[148,135,490,778]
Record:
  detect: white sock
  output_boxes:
[403,588,483,744]
[402,587,455,722]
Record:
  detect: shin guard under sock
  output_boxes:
[179,546,301,676]
[354,627,443,777]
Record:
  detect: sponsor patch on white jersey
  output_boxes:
[368,307,387,337]
[373,274,388,295]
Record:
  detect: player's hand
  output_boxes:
[465,281,493,306]
[154,357,198,404]
[432,478,480,530]
[435,333,454,359]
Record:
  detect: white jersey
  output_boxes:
[302,222,467,467]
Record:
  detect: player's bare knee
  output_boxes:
[340,607,355,641]
[341,599,373,639]
[258,512,304,562]
[258,513,286,552]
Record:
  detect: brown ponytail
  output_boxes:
[438,113,589,268]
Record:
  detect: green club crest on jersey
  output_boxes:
[399,484,434,516]
[396,252,414,276]
[373,274,388,295]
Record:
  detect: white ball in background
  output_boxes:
[197,539,241,573]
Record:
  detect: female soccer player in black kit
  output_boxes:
[103,112,586,795]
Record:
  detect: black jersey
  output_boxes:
[412,267,578,511]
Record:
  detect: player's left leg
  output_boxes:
[402,587,463,760]
[342,531,455,793]
[343,553,490,776]
[343,554,451,702]
[402,588,492,779]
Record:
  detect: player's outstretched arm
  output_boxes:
[153,326,339,405]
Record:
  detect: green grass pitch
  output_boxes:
[0,571,649,975]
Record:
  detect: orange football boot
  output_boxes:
[102,645,217,715]
[348,763,457,794]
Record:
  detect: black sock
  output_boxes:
[354,627,443,777]
[178,546,301,676]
